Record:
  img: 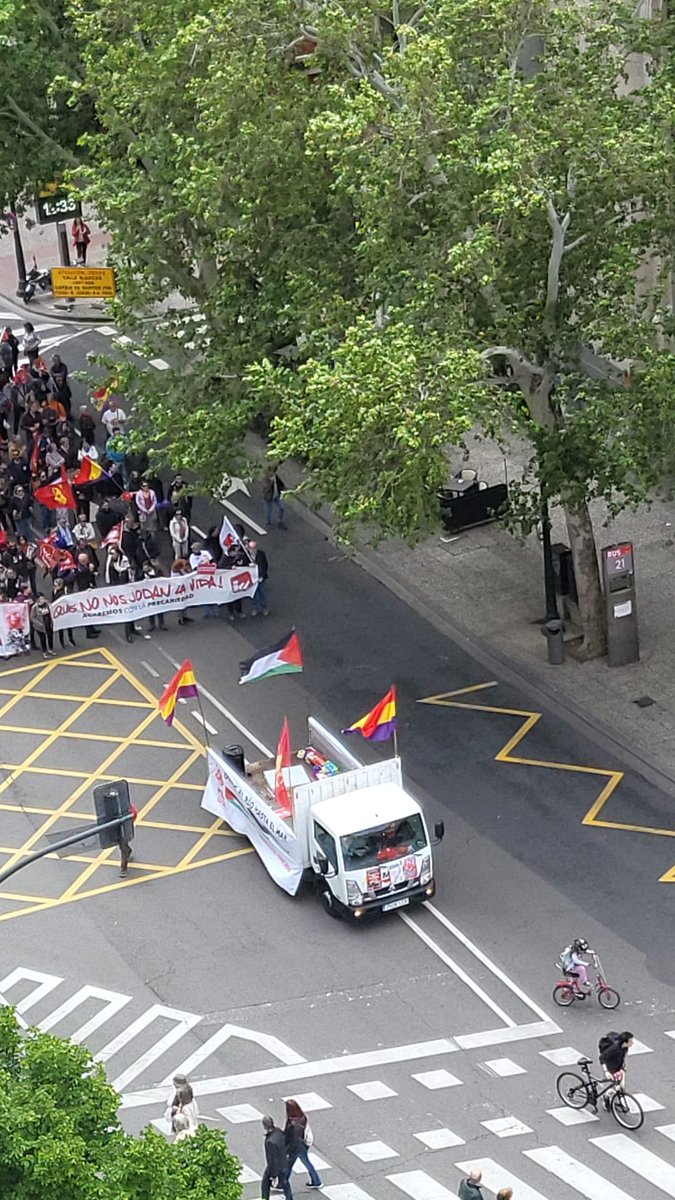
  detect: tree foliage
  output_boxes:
[3,0,675,653]
[0,1007,241,1200]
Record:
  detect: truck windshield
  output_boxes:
[341,814,427,871]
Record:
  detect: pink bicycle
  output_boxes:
[553,949,620,1009]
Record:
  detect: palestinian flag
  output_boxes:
[239,629,303,685]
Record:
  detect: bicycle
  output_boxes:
[552,949,620,1009]
[556,1057,643,1130]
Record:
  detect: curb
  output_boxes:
[0,290,107,325]
[289,493,675,799]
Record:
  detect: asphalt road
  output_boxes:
[1,307,675,1200]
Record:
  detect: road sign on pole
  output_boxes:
[51,266,117,299]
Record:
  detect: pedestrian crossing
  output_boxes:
[4,964,675,1200]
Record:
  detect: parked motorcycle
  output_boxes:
[23,257,52,304]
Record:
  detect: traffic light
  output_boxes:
[93,780,131,849]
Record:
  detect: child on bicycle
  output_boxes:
[561,937,592,993]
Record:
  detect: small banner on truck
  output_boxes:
[201,748,304,896]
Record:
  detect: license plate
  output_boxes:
[383,897,410,912]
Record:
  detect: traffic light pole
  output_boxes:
[0,814,129,886]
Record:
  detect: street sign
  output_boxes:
[35,185,81,225]
[51,266,117,299]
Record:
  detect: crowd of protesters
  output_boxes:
[0,322,269,658]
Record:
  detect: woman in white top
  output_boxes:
[72,513,96,544]
[169,511,190,559]
[166,1073,199,1132]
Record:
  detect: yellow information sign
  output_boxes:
[51,266,117,299]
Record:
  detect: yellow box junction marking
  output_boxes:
[419,680,633,847]
[0,647,251,920]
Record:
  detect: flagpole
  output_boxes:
[393,726,399,759]
[195,690,211,749]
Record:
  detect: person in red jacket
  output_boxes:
[71,217,91,264]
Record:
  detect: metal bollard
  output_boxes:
[542,618,565,665]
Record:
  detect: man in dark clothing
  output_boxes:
[121,517,141,577]
[74,552,101,640]
[599,1031,633,1107]
[261,1115,292,1200]
[458,1171,483,1200]
[96,499,120,541]
[249,540,269,616]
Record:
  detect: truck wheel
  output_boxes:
[321,889,342,919]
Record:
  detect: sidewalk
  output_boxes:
[0,207,110,322]
[275,430,675,786]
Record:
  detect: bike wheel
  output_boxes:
[553,985,576,1007]
[611,1090,644,1130]
[556,1072,590,1109]
[598,986,620,1009]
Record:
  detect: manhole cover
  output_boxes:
[633,695,655,708]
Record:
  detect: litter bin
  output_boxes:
[542,619,565,665]
[222,744,246,774]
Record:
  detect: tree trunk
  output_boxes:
[563,497,606,659]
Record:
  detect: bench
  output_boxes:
[438,482,509,533]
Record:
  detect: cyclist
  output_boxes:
[599,1031,634,1107]
[561,937,591,994]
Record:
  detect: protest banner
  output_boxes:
[201,748,304,896]
[0,603,30,657]
[50,567,258,631]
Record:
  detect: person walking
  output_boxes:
[166,1073,199,1133]
[22,322,40,367]
[496,1190,512,1200]
[71,216,91,264]
[261,1115,292,1200]
[284,1099,321,1188]
[30,594,55,657]
[51,577,77,649]
[1,326,19,374]
[458,1170,484,1200]
[263,466,286,528]
[248,540,269,616]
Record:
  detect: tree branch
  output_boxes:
[545,196,570,321]
[4,95,80,167]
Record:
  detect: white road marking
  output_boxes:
[347,1080,398,1101]
[657,1125,675,1143]
[524,1146,635,1200]
[113,334,133,346]
[482,1057,526,1077]
[0,966,62,1016]
[282,1092,332,1111]
[414,1129,465,1150]
[540,1047,583,1066]
[456,1158,549,1200]
[591,1135,675,1196]
[120,1037,456,1108]
[399,912,516,1028]
[38,984,131,1041]
[222,498,266,536]
[455,1019,558,1050]
[96,325,118,335]
[481,1115,532,1137]
[239,1165,260,1184]
[141,661,160,679]
[422,902,554,1025]
[192,710,217,736]
[412,1069,462,1089]
[388,1170,456,1200]
[157,650,273,758]
[149,357,170,370]
[191,525,206,538]
[292,1152,330,1173]
[95,1003,202,1091]
[162,1021,306,1083]
[348,1141,398,1162]
[323,1187,376,1200]
[217,1103,264,1124]
[547,1106,598,1125]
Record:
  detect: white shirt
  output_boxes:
[189,549,212,570]
[170,515,189,543]
[102,406,126,434]
[78,444,99,462]
[73,521,96,543]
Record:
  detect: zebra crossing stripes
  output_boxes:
[591,1135,675,1197]
[38,984,131,1041]
[524,1146,635,1200]
[455,1157,549,1200]
[387,1170,456,1200]
[96,1004,202,1091]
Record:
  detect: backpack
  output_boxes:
[598,1031,620,1057]
[560,944,574,971]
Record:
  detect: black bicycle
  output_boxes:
[556,1057,644,1130]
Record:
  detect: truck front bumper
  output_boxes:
[341,879,436,921]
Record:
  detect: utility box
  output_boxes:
[602,543,639,667]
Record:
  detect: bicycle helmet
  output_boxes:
[573,938,589,953]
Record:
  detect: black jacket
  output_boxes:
[284,1116,306,1156]
[600,1038,628,1074]
[264,1126,288,1177]
[254,548,268,581]
[458,1182,483,1200]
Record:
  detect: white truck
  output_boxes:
[201,717,444,920]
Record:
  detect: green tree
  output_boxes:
[0,1007,241,1200]
[251,0,675,658]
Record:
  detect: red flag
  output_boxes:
[29,436,40,476]
[274,717,293,818]
[33,467,76,511]
[102,521,123,548]
[37,535,61,571]
[72,456,104,486]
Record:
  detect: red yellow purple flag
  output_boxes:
[158,659,199,726]
[342,685,398,742]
